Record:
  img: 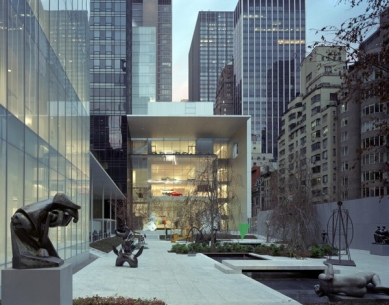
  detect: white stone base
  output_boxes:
[1,263,73,305]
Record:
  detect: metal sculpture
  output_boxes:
[112,226,144,267]
[326,201,355,266]
[315,262,389,297]
[10,193,80,269]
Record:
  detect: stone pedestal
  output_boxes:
[1,263,73,305]
[370,243,389,256]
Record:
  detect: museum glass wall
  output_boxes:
[0,0,90,271]
[130,138,234,230]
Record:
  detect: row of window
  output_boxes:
[361,118,389,133]
[362,187,389,198]
[361,136,386,149]
[362,102,387,116]
[361,152,389,165]
[361,170,384,182]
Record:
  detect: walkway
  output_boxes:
[73,232,389,305]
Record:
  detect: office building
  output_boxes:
[132,27,157,114]
[89,0,130,194]
[89,0,172,194]
[0,0,90,278]
[214,62,234,115]
[133,0,172,102]
[278,46,345,204]
[189,11,234,103]
[233,0,306,159]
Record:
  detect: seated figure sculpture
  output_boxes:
[112,226,143,267]
[10,193,80,269]
[374,226,382,243]
[379,226,389,244]
[314,262,389,297]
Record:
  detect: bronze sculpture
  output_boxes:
[374,226,382,243]
[314,262,389,297]
[112,226,144,267]
[10,193,80,269]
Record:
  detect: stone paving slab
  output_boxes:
[73,233,389,305]
[73,235,300,305]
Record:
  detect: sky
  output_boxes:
[171,0,368,101]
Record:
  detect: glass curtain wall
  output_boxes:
[189,11,234,102]
[234,0,305,158]
[90,0,128,193]
[130,139,230,230]
[0,0,90,270]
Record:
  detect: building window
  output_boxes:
[341,146,348,156]
[341,162,349,171]
[323,138,328,148]
[341,117,348,127]
[324,66,332,73]
[306,72,312,82]
[341,131,348,142]
[323,175,328,183]
[340,103,348,113]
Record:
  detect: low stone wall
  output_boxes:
[250,196,389,251]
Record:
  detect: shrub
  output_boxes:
[254,245,270,254]
[232,243,243,252]
[172,244,189,254]
[170,244,181,252]
[270,244,281,256]
[202,245,211,252]
[309,245,323,258]
[216,244,226,253]
[321,244,336,256]
[270,245,281,256]
[243,245,254,252]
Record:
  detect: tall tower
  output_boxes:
[89,0,131,193]
[133,0,172,102]
[189,11,234,102]
[233,0,306,159]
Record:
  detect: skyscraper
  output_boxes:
[90,0,172,193]
[233,0,306,159]
[189,11,234,102]
[132,0,172,102]
[89,0,131,193]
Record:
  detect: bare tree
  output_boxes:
[111,198,129,231]
[270,157,321,253]
[173,156,243,249]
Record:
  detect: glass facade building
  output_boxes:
[90,0,172,193]
[132,27,156,114]
[133,0,172,102]
[0,0,90,272]
[189,11,234,103]
[89,0,130,193]
[233,0,305,159]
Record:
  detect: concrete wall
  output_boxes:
[315,197,389,250]
[251,197,389,250]
[229,117,251,223]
